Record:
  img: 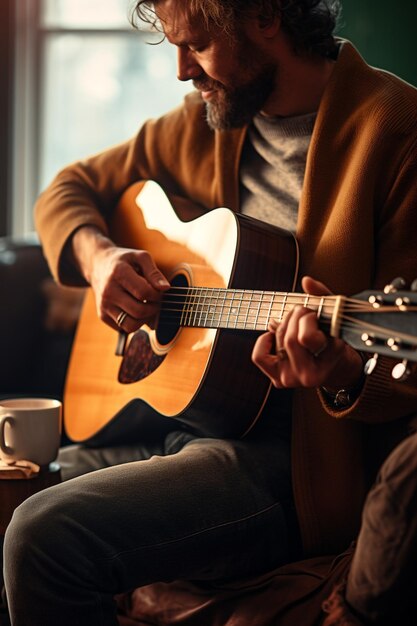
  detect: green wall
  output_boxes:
[337,1,417,87]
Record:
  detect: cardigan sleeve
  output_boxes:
[318,133,417,424]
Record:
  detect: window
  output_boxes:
[12,0,190,235]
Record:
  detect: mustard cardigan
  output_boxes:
[35,41,417,556]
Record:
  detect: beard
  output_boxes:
[193,62,276,131]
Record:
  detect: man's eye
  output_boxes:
[189,44,207,53]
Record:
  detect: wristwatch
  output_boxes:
[321,386,358,408]
[321,352,367,409]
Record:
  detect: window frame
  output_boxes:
[0,0,15,236]
[12,0,41,236]
[11,0,163,237]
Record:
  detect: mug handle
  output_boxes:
[0,416,15,454]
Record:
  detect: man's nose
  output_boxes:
[177,47,201,81]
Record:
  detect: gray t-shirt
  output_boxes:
[240,111,316,232]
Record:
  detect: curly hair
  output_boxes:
[131,0,342,57]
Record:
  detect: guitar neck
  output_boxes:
[162,287,343,334]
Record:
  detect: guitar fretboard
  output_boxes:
[161,287,338,331]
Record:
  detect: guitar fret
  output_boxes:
[257,291,267,330]
[218,289,227,328]
[214,289,222,327]
[226,292,233,328]
[245,290,255,328]
[196,287,202,327]
[181,288,192,327]
[207,288,216,327]
[280,293,288,322]
[179,289,185,326]
[202,287,210,327]
[242,290,251,329]
[194,289,200,327]
[231,291,238,329]
[317,296,325,320]
[212,292,219,327]
[235,290,248,329]
[265,292,274,330]
[233,291,242,328]
[195,290,202,327]
[202,288,209,327]
[199,288,207,327]
[239,291,247,328]
[254,292,262,329]
[241,291,251,330]
[248,291,260,329]
[260,291,273,330]
[231,291,239,329]
[188,289,197,327]
[194,289,201,327]
[210,288,222,327]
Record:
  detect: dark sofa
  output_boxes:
[0,236,80,402]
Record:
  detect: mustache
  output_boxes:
[192,77,222,92]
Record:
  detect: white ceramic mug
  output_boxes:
[0,398,62,467]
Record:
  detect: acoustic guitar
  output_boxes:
[64,181,417,445]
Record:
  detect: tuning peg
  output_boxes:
[394,296,411,310]
[364,353,378,375]
[391,359,411,381]
[411,279,417,292]
[368,294,383,308]
[387,337,401,352]
[384,277,406,294]
[361,333,376,347]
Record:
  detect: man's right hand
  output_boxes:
[71,226,170,333]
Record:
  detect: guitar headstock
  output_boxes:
[342,278,417,380]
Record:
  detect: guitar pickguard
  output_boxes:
[118,329,165,384]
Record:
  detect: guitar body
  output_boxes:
[64,181,298,444]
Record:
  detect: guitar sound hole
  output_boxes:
[156,272,189,346]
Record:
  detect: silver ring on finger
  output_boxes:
[116,310,128,328]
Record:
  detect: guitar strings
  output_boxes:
[155,309,417,346]
[158,290,417,319]
[160,297,412,314]
[147,289,417,347]
[150,315,417,348]
[160,287,414,313]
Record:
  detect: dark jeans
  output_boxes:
[346,430,417,623]
[3,413,296,626]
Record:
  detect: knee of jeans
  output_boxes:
[4,487,72,569]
